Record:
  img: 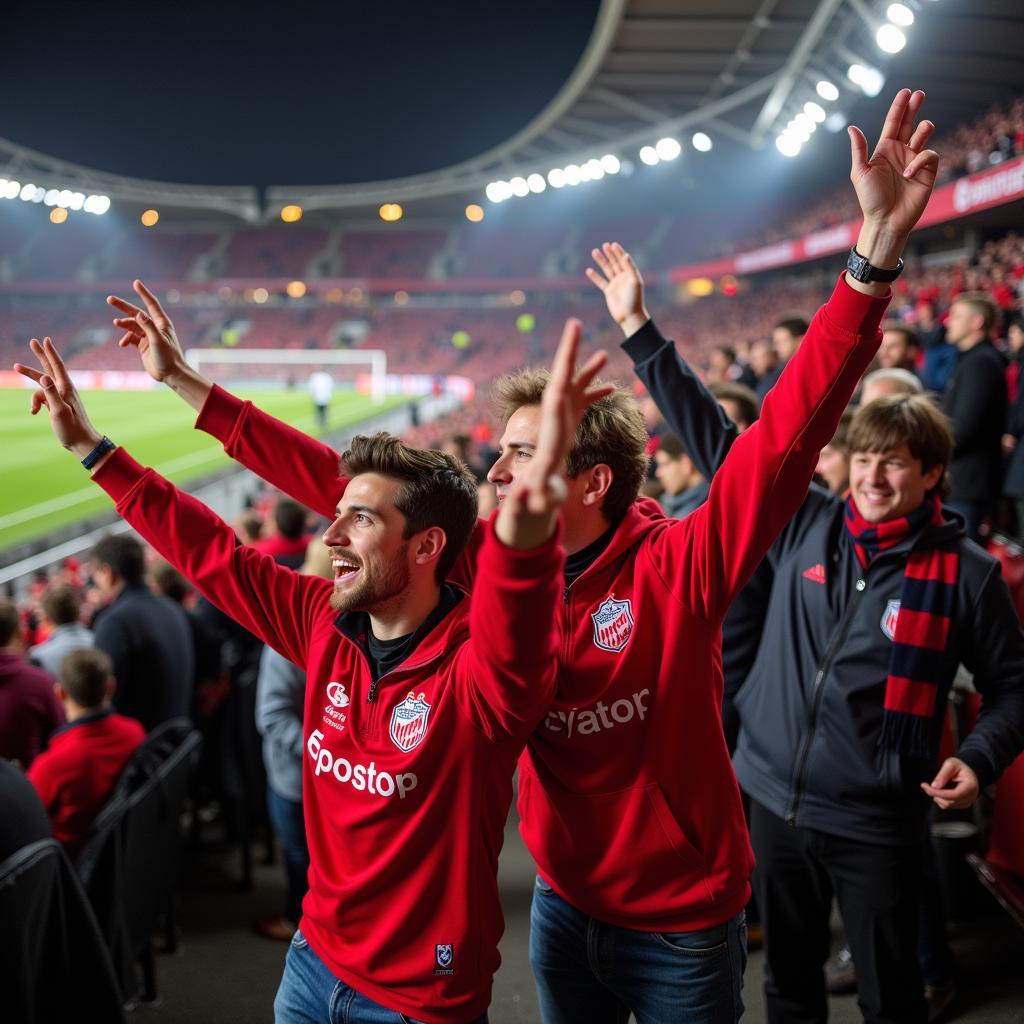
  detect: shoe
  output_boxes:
[254,916,296,942]
[825,946,857,995]
[745,921,763,950]
[925,981,955,1023]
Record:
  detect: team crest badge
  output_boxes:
[591,595,635,653]
[389,692,432,753]
[436,944,453,969]
[880,599,901,640]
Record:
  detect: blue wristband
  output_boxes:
[81,436,116,470]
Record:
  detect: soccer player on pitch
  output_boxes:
[105,90,936,1022]
[15,320,612,1024]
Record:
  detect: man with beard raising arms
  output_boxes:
[14,321,610,1024]
[106,89,936,1023]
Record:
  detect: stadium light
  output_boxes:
[655,137,681,161]
[49,207,68,224]
[639,145,659,166]
[485,181,511,202]
[585,158,605,180]
[83,195,111,215]
[527,172,546,193]
[547,168,566,189]
[794,112,816,134]
[847,63,885,97]
[804,101,826,123]
[286,280,306,298]
[692,132,713,152]
[563,164,582,186]
[816,79,840,102]
[0,180,20,199]
[252,287,269,304]
[600,154,621,173]
[509,177,530,197]
[825,112,848,133]
[280,204,303,223]
[379,202,403,221]
[776,135,802,158]
[141,209,159,227]
[68,192,84,211]
[465,203,484,222]
[876,24,906,53]
[19,183,37,201]
[886,3,914,27]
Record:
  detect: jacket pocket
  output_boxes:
[519,766,713,917]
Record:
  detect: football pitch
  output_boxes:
[0,387,410,552]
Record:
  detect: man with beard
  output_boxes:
[14,320,609,1024]
[105,88,939,1024]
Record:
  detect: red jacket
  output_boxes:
[194,274,888,930]
[92,449,563,1023]
[27,708,144,857]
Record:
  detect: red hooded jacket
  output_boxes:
[192,274,888,931]
[92,450,564,1023]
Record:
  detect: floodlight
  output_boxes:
[49,207,68,224]
[585,158,605,180]
[563,164,582,186]
[847,63,884,97]
[655,137,681,161]
[485,181,509,202]
[527,173,546,193]
[93,195,111,215]
[68,192,84,211]
[600,154,621,174]
[510,176,530,197]
[776,135,801,158]
[20,183,37,201]
[804,101,826,123]
[547,168,566,188]
[876,24,906,53]
[639,146,659,166]
[794,113,816,133]
[692,132,712,152]
[44,189,59,206]
[465,203,484,222]
[3,180,20,199]
[886,3,914,27]
[825,112,848,133]
[816,80,840,102]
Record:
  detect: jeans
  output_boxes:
[267,786,311,926]
[274,930,489,1024]
[749,800,926,1024]
[529,875,747,1023]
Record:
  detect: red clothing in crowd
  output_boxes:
[92,447,563,1024]
[192,273,888,935]
[27,708,145,857]
[252,533,311,561]
[0,651,63,768]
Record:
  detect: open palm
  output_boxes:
[586,242,647,329]
[107,280,186,382]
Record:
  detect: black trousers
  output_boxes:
[749,800,927,1024]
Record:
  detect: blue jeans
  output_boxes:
[529,876,747,1023]
[274,930,489,1024]
[267,785,311,926]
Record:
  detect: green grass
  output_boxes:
[0,388,410,551]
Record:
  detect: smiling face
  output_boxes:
[322,473,413,615]
[848,443,943,523]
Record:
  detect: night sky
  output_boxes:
[0,0,600,187]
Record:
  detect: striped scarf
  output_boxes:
[843,494,958,759]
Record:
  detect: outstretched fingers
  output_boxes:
[133,279,168,321]
[877,88,912,145]
[907,118,934,154]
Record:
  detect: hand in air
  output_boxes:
[585,242,650,337]
[13,337,102,456]
[107,280,186,383]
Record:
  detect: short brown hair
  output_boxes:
[828,408,856,456]
[710,382,759,429]
[0,599,19,647]
[847,395,953,496]
[656,433,686,460]
[952,292,997,333]
[59,648,113,709]
[41,584,80,627]
[151,561,189,604]
[882,321,920,350]
[493,370,648,524]
[342,433,478,582]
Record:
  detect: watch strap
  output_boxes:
[81,436,116,470]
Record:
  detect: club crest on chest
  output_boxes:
[591,595,634,653]
[389,692,432,753]
[881,599,901,641]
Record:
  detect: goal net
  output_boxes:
[184,348,388,404]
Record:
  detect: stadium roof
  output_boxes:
[1,0,1022,221]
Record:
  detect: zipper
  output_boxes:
[785,573,869,824]
[365,652,442,703]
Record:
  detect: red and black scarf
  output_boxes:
[843,494,958,760]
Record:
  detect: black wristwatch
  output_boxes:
[81,435,116,470]
[847,246,904,283]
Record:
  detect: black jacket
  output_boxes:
[626,321,1024,846]
[93,582,194,732]
[942,340,1007,503]
[1002,352,1024,499]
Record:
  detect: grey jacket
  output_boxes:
[255,645,305,802]
[29,623,95,679]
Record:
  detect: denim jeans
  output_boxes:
[529,876,747,1023]
[273,930,489,1024]
[267,785,310,926]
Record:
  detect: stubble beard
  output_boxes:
[329,544,411,616]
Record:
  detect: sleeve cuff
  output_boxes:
[481,515,565,578]
[195,384,246,444]
[621,318,667,364]
[825,272,892,339]
[92,447,149,504]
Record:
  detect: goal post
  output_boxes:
[184,348,388,404]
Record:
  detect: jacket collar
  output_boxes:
[51,706,114,738]
[568,497,666,589]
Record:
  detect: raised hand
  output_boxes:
[107,280,212,410]
[847,89,939,271]
[13,338,104,458]
[585,242,650,337]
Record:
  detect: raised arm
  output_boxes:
[14,339,328,667]
[587,241,737,478]
[650,88,940,621]
[458,320,612,737]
